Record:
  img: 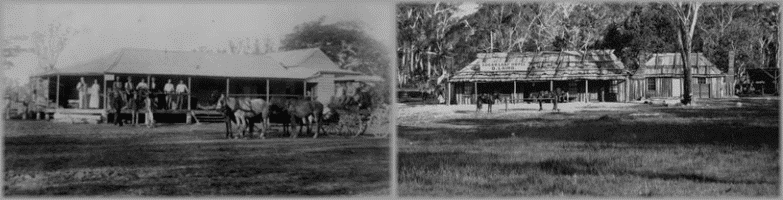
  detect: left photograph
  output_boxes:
[2,2,393,196]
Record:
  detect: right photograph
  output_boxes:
[396,2,779,197]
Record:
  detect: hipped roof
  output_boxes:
[34,48,359,78]
[265,48,360,75]
[450,50,628,82]
[633,53,725,78]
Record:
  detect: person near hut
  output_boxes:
[553,88,562,111]
[175,80,189,110]
[123,77,134,110]
[88,79,100,109]
[150,77,162,110]
[164,79,174,110]
[76,77,87,109]
[332,82,347,106]
[111,82,124,126]
[140,87,155,128]
[492,91,501,104]
[136,78,149,91]
[132,79,152,125]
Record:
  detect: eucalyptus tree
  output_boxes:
[669,2,702,105]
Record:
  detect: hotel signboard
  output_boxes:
[479,58,531,72]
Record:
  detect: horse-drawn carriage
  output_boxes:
[320,102,389,138]
[219,89,389,139]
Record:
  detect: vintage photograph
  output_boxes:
[397,2,778,196]
[2,2,393,196]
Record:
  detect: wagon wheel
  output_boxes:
[368,115,389,138]
[353,118,370,138]
[342,113,370,138]
[322,122,343,137]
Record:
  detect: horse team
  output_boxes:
[476,89,565,113]
[217,95,329,140]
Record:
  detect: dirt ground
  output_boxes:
[3,121,389,196]
[398,98,779,197]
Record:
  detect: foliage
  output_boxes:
[396,2,779,97]
[668,2,703,105]
[281,16,392,104]
[31,22,88,71]
[397,2,466,89]
[192,36,277,55]
[280,17,391,78]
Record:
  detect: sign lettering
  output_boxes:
[478,58,531,72]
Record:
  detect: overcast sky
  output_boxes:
[1,1,394,84]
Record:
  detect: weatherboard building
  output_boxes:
[30,48,379,123]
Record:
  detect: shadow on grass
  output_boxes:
[438,118,524,126]
[400,151,775,190]
[537,157,775,185]
[400,117,779,148]
[4,123,389,196]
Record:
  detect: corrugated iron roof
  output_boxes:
[333,75,385,82]
[451,50,628,82]
[634,53,725,78]
[265,48,319,67]
[262,47,360,75]
[33,48,361,79]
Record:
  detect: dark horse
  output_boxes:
[286,99,324,138]
[267,98,293,136]
[533,89,561,111]
[476,93,498,113]
[216,95,270,139]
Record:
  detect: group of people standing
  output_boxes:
[75,77,101,109]
[108,76,190,127]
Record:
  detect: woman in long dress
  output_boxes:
[88,79,100,108]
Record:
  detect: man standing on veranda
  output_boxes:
[112,81,124,126]
[164,79,174,110]
[175,80,189,110]
[76,77,87,109]
[123,76,134,110]
[134,79,150,125]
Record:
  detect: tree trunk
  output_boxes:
[678,28,693,105]
[427,47,432,79]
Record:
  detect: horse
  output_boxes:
[286,99,324,138]
[533,90,561,111]
[267,98,292,136]
[216,95,271,139]
[476,93,496,113]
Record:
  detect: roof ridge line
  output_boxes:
[104,49,126,73]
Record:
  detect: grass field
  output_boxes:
[3,121,389,196]
[398,98,779,197]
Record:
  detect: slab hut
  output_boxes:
[448,50,629,105]
[31,47,363,123]
[628,53,728,100]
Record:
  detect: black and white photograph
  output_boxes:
[397,2,779,197]
[2,1,393,196]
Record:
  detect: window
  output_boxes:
[698,78,706,84]
[647,78,656,90]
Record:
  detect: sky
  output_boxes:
[454,2,480,19]
[1,1,395,84]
